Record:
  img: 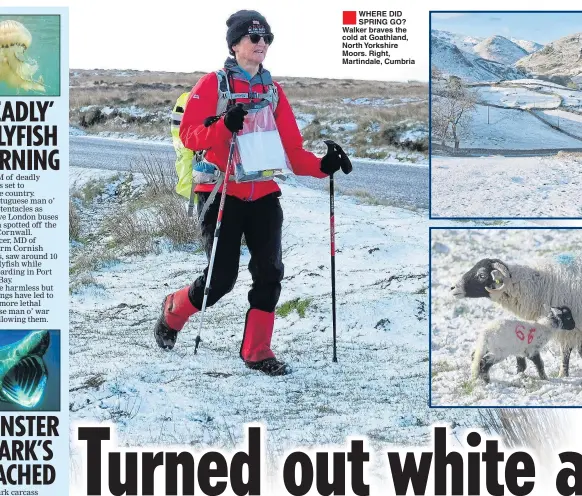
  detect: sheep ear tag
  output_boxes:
[486,269,505,292]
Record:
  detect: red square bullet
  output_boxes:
[343,11,357,25]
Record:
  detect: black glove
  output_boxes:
[320,140,353,175]
[224,103,248,133]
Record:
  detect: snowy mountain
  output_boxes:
[431,33,527,82]
[517,32,582,80]
[474,35,529,65]
[511,38,543,54]
[431,29,483,54]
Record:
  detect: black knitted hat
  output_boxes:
[226,10,271,54]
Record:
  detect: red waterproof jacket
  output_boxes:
[180,61,327,201]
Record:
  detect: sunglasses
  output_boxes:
[246,33,274,45]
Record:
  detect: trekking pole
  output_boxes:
[194,132,237,354]
[329,172,338,363]
[323,140,353,364]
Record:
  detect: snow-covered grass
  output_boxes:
[451,104,582,150]
[342,97,426,107]
[431,228,582,407]
[509,79,569,89]
[473,86,560,109]
[70,68,429,163]
[431,153,582,218]
[534,109,582,138]
[69,166,477,472]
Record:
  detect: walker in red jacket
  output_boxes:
[154,10,351,376]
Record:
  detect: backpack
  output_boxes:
[172,69,279,205]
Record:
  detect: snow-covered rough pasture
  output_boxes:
[431,154,582,218]
[431,228,582,406]
[473,86,560,109]
[69,167,476,482]
[535,109,582,138]
[510,79,574,89]
[501,81,582,107]
[452,104,582,149]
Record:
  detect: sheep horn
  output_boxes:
[491,261,511,278]
[485,269,507,293]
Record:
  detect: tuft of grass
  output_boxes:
[131,152,176,197]
[75,178,109,204]
[277,297,313,318]
[69,249,119,276]
[478,409,570,452]
[104,208,156,254]
[155,194,200,246]
[69,199,81,240]
[459,380,475,396]
[432,360,455,378]
[105,193,200,253]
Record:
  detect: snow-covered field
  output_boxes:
[453,104,582,149]
[431,154,582,217]
[431,228,582,407]
[69,167,476,481]
[473,86,560,109]
[534,109,582,138]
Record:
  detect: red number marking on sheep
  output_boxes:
[515,324,526,341]
[528,328,536,344]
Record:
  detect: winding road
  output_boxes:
[70,135,429,210]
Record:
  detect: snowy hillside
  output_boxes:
[511,38,543,55]
[431,37,525,82]
[431,29,483,54]
[431,37,527,82]
[517,32,582,79]
[431,29,533,82]
[432,152,582,218]
[69,166,477,480]
[436,103,582,150]
[474,36,528,66]
[534,109,582,138]
[431,228,582,407]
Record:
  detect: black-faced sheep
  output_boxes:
[472,306,576,382]
[451,258,582,377]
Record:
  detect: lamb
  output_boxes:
[451,258,582,377]
[471,306,576,382]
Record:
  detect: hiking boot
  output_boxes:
[154,297,178,350]
[245,357,291,376]
[153,287,199,350]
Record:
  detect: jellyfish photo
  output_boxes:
[0,19,45,93]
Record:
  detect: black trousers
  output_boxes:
[188,192,284,313]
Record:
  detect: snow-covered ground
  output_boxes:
[473,86,560,109]
[534,109,582,138]
[453,104,582,149]
[431,228,582,407]
[509,79,568,89]
[431,154,582,217]
[69,167,476,479]
[472,82,582,109]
